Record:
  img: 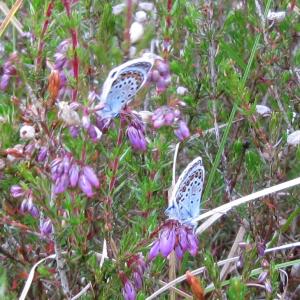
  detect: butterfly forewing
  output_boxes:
[98,61,153,119]
[165,157,205,225]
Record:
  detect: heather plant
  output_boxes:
[0,1,300,299]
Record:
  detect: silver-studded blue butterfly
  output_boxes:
[97,53,159,120]
[165,157,205,226]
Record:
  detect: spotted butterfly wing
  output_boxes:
[165,157,205,225]
[97,55,156,120]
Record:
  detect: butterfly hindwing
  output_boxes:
[165,157,205,225]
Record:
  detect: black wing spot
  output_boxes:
[110,71,117,78]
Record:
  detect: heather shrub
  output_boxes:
[0,1,300,299]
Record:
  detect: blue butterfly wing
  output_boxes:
[165,157,205,225]
[99,62,152,119]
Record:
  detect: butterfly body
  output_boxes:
[97,54,158,119]
[165,157,205,226]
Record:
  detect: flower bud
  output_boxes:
[40,218,53,236]
[69,163,80,187]
[156,60,169,76]
[148,240,160,261]
[37,147,48,162]
[54,173,70,194]
[11,185,25,198]
[78,173,94,197]
[122,278,136,300]
[69,126,80,138]
[82,166,100,188]
[174,120,190,141]
[127,126,147,152]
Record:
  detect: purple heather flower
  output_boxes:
[265,279,272,293]
[10,185,25,198]
[149,221,199,261]
[54,53,67,70]
[82,115,91,129]
[88,125,102,142]
[24,142,35,158]
[151,69,160,82]
[0,74,10,90]
[124,253,146,294]
[0,53,18,91]
[82,166,100,188]
[126,125,147,152]
[174,120,190,141]
[30,205,40,218]
[69,163,80,187]
[257,242,266,257]
[122,279,136,300]
[148,240,160,261]
[52,40,73,99]
[54,173,70,194]
[51,153,100,196]
[187,231,198,256]
[40,218,53,236]
[95,116,112,133]
[132,272,142,290]
[20,195,40,218]
[156,77,168,94]
[37,147,48,162]
[69,126,80,138]
[62,155,71,174]
[174,244,184,260]
[54,40,71,70]
[159,226,176,257]
[78,173,94,197]
[152,106,179,129]
[177,226,188,251]
[156,60,170,76]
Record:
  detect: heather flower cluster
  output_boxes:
[51,152,100,197]
[57,99,103,142]
[53,39,73,100]
[152,105,190,141]
[11,185,39,218]
[150,59,171,93]
[126,114,147,152]
[0,52,19,91]
[120,254,146,300]
[148,221,198,261]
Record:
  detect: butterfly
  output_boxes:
[97,53,159,120]
[165,157,205,226]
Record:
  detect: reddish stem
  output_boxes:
[109,122,124,192]
[163,0,172,59]
[36,0,55,69]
